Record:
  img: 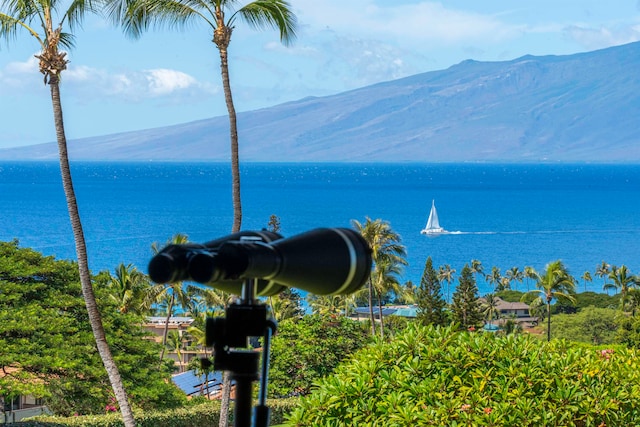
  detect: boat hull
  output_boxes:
[421,228,445,237]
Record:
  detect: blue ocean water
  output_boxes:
[1,162,639,296]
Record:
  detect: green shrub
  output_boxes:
[286,324,640,426]
[269,315,370,397]
[21,398,300,427]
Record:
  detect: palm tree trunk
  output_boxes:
[219,44,242,233]
[367,280,376,336]
[49,80,135,427]
[547,301,552,342]
[377,290,385,339]
[159,293,175,362]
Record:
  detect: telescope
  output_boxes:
[148,227,372,427]
[148,227,372,296]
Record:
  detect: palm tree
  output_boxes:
[166,330,186,372]
[605,265,640,312]
[470,259,484,284]
[108,263,151,314]
[306,294,343,317]
[108,0,297,233]
[521,260,576,342]
[595,261,611,293]
[371,255,404,339]
[0,3,135,425]
[149,234,196,362]
[352,217,407,337]
[581,271,593,293]
[486,266,502,292]
[438,264,456,302]
[482,293,500,327]
[505,267,524,292]
[524,266,536,292]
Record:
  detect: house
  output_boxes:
[144,316,206,373]
[479,297,538,328]
[0,368,50,424]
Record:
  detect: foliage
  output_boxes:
[268,314,370,398]
[521,260,576,342]
[352,217,407,338]
[554,291,620,314]
[616,314,640,348]
[548,306,619,344]
[0,241,185,415]
[24,399,299,427]
[286,323,640,426]
[495,290,524,302]
[450,265,483,329]
[416,257,448,327]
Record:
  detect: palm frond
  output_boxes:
[236,0,296,45]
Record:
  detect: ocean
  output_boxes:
[1,161,639,297]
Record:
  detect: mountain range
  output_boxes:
[2,41,639,162]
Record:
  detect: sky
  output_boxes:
[1,0,640,149]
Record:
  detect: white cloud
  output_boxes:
[295,1,517,46]
[145,68,198,96]
[1,54,217,103]
[563,24,640,50]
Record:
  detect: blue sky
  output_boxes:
[1,0,640,149]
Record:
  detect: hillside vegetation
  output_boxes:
[287,324,640,426]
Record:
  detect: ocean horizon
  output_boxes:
[1,161,639,297]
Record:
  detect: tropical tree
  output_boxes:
[581,271,593,293]
[470,259,484,284]
[524,266,536,292]
[521,260,576,342]
[486,266,502,292]
[506,267,524,292]
[269,288,304,321]
[352,217,407,337]
[108,0,297,233]
[604,265,640,312]
[166,330,186,372]
[0,3,136,425]
[107,263,151,315]
[438,264,456,303]
[482,293,500,327]
[149,234,197,362]
[596,261,612,293]
[306,294,343,318]
[371,255,404,338]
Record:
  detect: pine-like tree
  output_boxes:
[451,264,483,329]
[416,257,448,326]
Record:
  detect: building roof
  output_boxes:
[478,297,530,311]
[146,316,194,325]
[172,370,224,397]
[353,305,418,318]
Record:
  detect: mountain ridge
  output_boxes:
[1,41,639,162]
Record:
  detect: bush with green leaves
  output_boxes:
[0,241,185,415]
[286,324,640,426]
[268,314,370,398]
[547,306,619,344]
[24,399,299,426]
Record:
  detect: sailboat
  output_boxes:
[421,200,446,236]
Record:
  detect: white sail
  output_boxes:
[421,200,445,236]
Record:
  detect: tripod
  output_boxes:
[205,279,277,427]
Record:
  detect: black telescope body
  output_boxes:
[148,227,372,296]
[148,230,286,296]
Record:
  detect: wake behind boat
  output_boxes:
[421,200,446,236]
